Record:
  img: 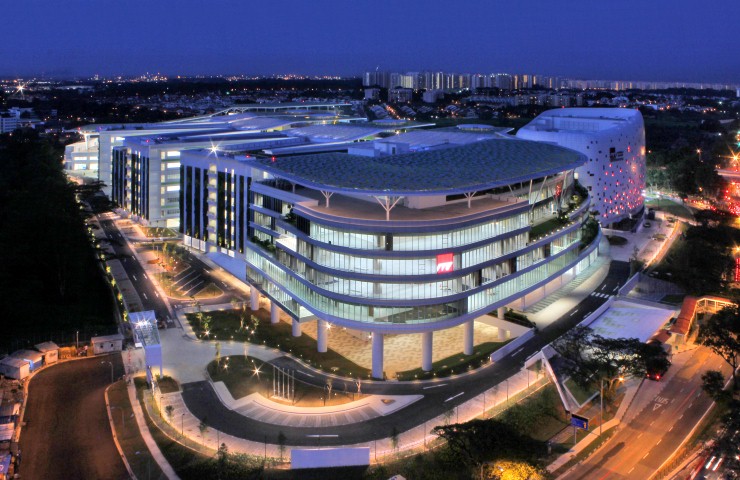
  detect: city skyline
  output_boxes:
[2,0,739,83]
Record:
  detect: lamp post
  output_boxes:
[600,376,624,436]
[181,413,186,437]
[101,361,114,384]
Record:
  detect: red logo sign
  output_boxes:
[436,253,454,274]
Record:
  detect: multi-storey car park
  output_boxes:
[516,107,646,226]
[180,127,603,378]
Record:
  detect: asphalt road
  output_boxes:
[179,261,631,446]
[20,355,127,480]
[564,347,729,480]
[97,213,243,324]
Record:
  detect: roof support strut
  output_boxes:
[374,195,403,221]
[320,191,334,208]
[464,192,476,209]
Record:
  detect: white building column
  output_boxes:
[372,333,384,379]
[317,319,328,353]
[421,331,433,372]
[250,286,259,311]
[463,320,474,356]
[497,307,505,319]
[498,327,507,341]
[292,318,302,337]
[270,302,280,324]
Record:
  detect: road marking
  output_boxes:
[668,425,673,432]
[300,372,314,378]
[155,292,160,298]
[444,392,464,402]
[637,433,643,438]
[512,347,524,356]
[656,439,661,445]
[678,414,683,420]
[143,273,148,280]
[569,309,579,316]
[132,275,138,281]
[643,452,650,459]
[628,467,635,474]
[423,383,448,390]
[142,293,148,300]
[306,434,338,438]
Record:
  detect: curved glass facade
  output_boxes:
[245,183,596,332]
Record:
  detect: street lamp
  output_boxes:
[600,376,624,436]
[101,361,114,384]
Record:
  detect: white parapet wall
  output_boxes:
[291,447,370,469]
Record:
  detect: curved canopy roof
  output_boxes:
[248,138,585,196]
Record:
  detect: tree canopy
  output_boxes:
[698,306,740,389]
[552,326,671,395]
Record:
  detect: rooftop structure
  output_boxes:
[517,107,646,225]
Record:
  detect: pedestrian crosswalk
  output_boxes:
[590,292,612,299]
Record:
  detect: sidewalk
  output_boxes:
[547,376,642,474]
[126,381,180,479]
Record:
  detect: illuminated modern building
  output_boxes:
[181,128,602,378]
[516,108,646,225]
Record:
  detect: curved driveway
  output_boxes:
[181,261,631,446]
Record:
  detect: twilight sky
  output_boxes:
[3,0,739,82]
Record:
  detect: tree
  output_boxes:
[277,431,286,462]
[701,370,730,403]
[164,405,174,425]
[390,426,399,452]
[552,326,670,398]
[698,306,740,389]
[198,419,209,446]
[485,460,546,480]
[217,442,229,466]
[433,419,546,472]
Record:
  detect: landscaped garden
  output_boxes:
[207,355,362,406]
[187,309,372,378]
[396,341,510,381]
[141,226,179,238]
[645,198,695,221]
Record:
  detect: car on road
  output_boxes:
[643,221,652,228]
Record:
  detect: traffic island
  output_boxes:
[207,356,364,407]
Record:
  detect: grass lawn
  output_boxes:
[134,378,265,480]
[141,227,178,238]
[564,378,596,405]
[396,341,510,381]
[157,376,180,393]
[607,235,628,246]
[107,380,167,479]
[208,356,360,406]
[187,309,372,378]
[646,198,695,221]
[529,217,567,240]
